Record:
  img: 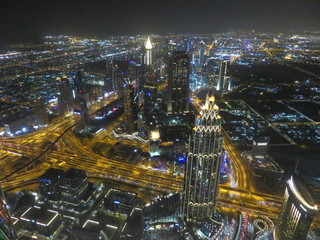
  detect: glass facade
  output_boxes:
[183,95,223,221]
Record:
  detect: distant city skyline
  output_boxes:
[0,0,320,44]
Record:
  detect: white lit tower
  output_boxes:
[145,36,153,66]
[183,93,223,221]
[216,60,229,91]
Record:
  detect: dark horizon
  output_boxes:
[0,0,320,44]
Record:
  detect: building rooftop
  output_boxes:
[39,168,64,182]
[105,189,136,206]
[289,175,317,212]
[63,168,86,180]
[20,206,59,227]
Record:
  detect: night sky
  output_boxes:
[0,0,319,44]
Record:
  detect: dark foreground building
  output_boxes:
[274,175,317,240]
[0,187,16,240]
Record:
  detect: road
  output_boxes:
[1,91,320,229]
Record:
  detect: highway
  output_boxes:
[1,91,320,228]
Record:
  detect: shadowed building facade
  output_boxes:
[167,51,190,114]
[274,175,317,240]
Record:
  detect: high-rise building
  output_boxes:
[39,168,65,202]
[74,97,89,130]
[167,51,190,114]
[112,65,124,99]
[216,60,229,91]
[56,76,74,117]
[128,62,144,93]
[274,175,317,240]
[105,58,115,93]
[74,70,84,96]
[32,97,48,126]
[183,94,223,221]
[19,206,60,237]
[145,37,153,66]
[0,186,16,239]
[60,168,90,206]
[123,83,137,134]
[252,136,269,163]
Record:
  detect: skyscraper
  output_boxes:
[274,175,317,240]
[124,83,137,134]
[0,186,16,239]
[167,51,190,114]
[32,97,48,126]
[112,64,124,99]
[74,97,89,130]
[216,60,229,91]
[145,36,153,66]
[56,76,74,117]
[252,136,269,163]
[74,70,84,96]
[183,94,223,221]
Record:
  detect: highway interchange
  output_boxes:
[0,92,320,232]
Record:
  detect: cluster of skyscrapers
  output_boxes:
[0,34,319,240]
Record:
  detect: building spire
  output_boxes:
[203,90,217,111]
[145,36,152,50]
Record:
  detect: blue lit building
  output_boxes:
[39,168,64,202]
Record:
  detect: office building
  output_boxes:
[252,136,269,163]
[19,206,60,237]
[274,175,317,240]
[167,51,190,114]
[145,37,153,66]
[74,70,84,96]
[56,76,74,116]
[112,64,124,99]
[32,98,48,126]
[74,97,90,130]
[183,94,223,221]
[0,187,16,240]
[216,60,229,91]
[39,168,65,202]
[60,168,90,206]
[104,189,137,216]
[123,83,137,134]
[106,57,115,93]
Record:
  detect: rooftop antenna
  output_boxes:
[293,157,300,176]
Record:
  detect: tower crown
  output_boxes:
[202,94,219,111]
[145,37,152,50]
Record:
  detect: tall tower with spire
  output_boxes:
[182,93,223,221]
[145,36,153,66]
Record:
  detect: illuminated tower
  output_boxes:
[216,60,228,91]
[167,51,190,114]
[274,175,317,240]
[0,186,16,239]
[183,94,223,221]
[145,36,153,66]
